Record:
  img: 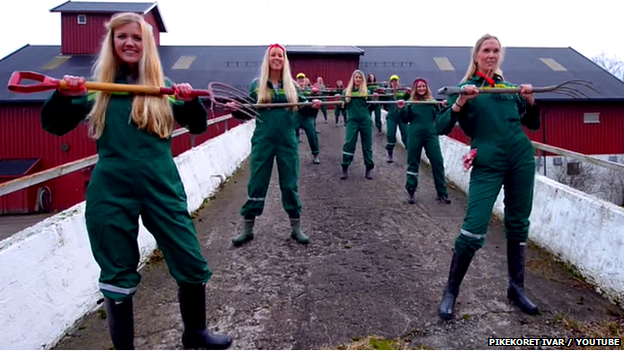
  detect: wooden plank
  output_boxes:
[532,141,624,173]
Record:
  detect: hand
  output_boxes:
[519,84,535,105]
[59,75,86,96]
[457,84,478,105]
[173,83,195,101]
[312,86,319,94]
[406,88,412,95]
[334,94,342,100]
[462,148,477,172]
[441,99,448,107]
[373,92,379,99]
[225,101,242,111]
[312,99,322,109]
[397,99,406,109]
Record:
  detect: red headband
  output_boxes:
[413,77,428,88]
[268,43,285,52]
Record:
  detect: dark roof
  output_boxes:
[1,45,623,103]
[356,45,624,101]
[50,1,166,32]
[285,45,364,56]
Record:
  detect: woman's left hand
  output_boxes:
[173,83,195,102]
[519,84,535,106]
[312,99,322,109]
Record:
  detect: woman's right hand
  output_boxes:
[457,84,478,105]
[397,99,406,109]
[59,75,86,96]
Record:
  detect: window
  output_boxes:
[583,112,600,124]
[553,157,563,166]
[77,14,86,24]
[608,155,618,162]
[567,161,580,175]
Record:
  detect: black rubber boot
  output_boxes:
[365,165,373,180]
[178,284,233,350]
[104,297,135,350]
[340,165,349,180]
[232,218,254,247]
[407,189,415,204]
[387,149,394,163]
[438,251,473,321]
[507,240,539,315]
[290,218,309,244]
[438,194,451,204]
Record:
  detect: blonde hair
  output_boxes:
[410,84,433,101]
[257,46,298,110]
[345,70,368,103]
[461,33,506,82]
[89,12,173,139]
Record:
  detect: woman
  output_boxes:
[296,76,321,164]
[340,70,377,180]
[397,77,450,204]
[39,12,232,350]
[314,76,328,123]
[367,72,383,133]
[334,79,347,127]
[435,34,541,320]
[227,44,321,247]
[383,74,410,163]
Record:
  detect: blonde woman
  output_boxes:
[340,70,377,180]
[40,12,232,350]
[227,44,321,247]
[435,34,540,321]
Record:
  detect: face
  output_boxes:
[297,77,305,87]
[269,47,284,71]
[354,73,363,87]
[416,81,427,96]
[475,38,501,73]
[336,80,343,87]
[390,79,399,88]
[367,74,375,82]
[113,22,143,65]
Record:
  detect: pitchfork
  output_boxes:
[436,79,600,99]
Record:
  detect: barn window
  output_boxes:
[567,161,580,175]
[77,14,87,24]
[539,58,567,71]
[172,56,196,70]
[434,57,455,71]
[583,112,600,124]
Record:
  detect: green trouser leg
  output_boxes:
[320,106,327,121]
[241,142,276,218]
[361,117,374,168]
[502,157,535,242]
[386,112,398,150]
[341,117,360,166]
[299,116,320,155]
[275,133,302,215]
[405,133,425,193]
[423,134,448,197]
[374,106,382,131]
[398,119,408,148]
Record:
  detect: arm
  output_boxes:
[398,105,413,124]
[231,79,258,121]
[40,90,90,136]
[518,97,541,130]
[297,89,317,117]
[435,94,464,135]
[165,78,208,134]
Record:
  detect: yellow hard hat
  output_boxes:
[296,73,306,79]
[390,74,399,81]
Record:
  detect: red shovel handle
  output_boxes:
[8,71,62,93]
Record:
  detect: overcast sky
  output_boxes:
[1,0,623,63]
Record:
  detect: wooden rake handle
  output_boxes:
[246,101,344,109]
[7,71,211,97]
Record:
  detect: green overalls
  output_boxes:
[384,89,410,151]
[333,88,347,125]
[368,83,383,132]
[40,74,211,302]
[399,101,448,197]
[237,79,316,218]
[295,86,320,156]
[341,91,376,168]
[436,74,541,257]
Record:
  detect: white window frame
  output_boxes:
[77,14,87,25]
[583,112,600,124]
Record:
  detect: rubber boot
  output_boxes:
[290,218,309,244]
[178,284,233,350]
[407,188,415,204]
[387,149,394,163]
[438,194,451,204]
[438,251,473,320]
[104,297,135,350]
[313,155,320,164]
[365,165,373,180]
[507,240,539,315]
[232,218,254,247]
[340,165,349,180]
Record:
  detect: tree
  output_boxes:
[591,52,624,80]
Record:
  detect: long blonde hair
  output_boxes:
[345,70,368,103]
[461,34,506,82]
[89,12,173,139]
[257,45,298,110]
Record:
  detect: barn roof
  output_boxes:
[285,45,364,56]
[1,44,623,103]
[50,1,166,32]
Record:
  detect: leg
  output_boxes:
[321,105,328,122]
[503,157,539,314]
[398,120,409,149]
[374,106,382,132]
[276,136,308,244]
[385,112,398,163]
[361,118,374,179]
[405,131,424,204]
[438,166,505,320]
[302,117,320,163]
[341,117,359,178]
[424,135,450,203]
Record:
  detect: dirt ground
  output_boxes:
[54,113,623,350]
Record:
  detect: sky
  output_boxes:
[1,0,623,63]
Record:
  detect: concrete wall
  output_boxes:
[0,120,255,350]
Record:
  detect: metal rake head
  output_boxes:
[207,82,258,120]
[547,79,601,99]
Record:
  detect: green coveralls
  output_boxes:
[341,92,376,168]
[334,88,347,125]
[399,102,448,197]
[237,79,316,218]
[368,83,383,132]
[384,89,410,151]
[436,74,541,258]
[40,74,211,302]
[295,87,320,156]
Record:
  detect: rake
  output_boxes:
[436,79,601,99]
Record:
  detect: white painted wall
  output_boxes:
[0,120,255,350]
